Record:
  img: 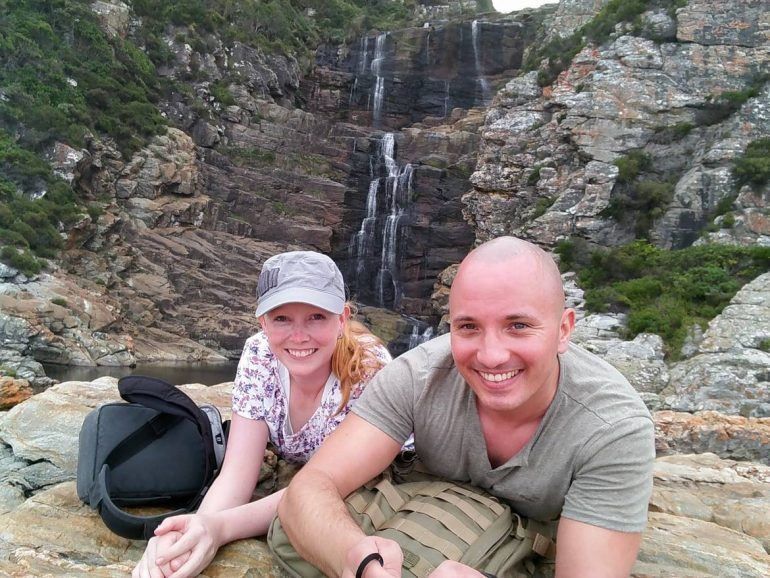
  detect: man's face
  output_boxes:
[449,256,573,416]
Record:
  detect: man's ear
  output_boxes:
[558,308,576,353]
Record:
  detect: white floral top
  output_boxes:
[232,331,392,464]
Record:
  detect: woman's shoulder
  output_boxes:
[354,332,392,363]
[241,331,275,361]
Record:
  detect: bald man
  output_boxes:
[279,237,655,578]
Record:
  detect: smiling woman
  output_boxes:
[132,250,392,578]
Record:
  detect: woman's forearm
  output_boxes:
[210,489,286,545]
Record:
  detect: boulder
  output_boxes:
[663,272,770,418]
[0,377,33,410]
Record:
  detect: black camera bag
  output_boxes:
[76,375,227,540]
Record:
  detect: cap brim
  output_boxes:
[255,287,345,317]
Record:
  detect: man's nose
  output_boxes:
[476,332,511,368]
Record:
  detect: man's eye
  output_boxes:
[510,322,527,330]
[458,323,476,331]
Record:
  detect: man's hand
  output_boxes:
[428,561,486,577]
[341,536,403,578]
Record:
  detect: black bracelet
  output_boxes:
[355,552,384,578]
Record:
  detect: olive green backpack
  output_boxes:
[267,475,556,578]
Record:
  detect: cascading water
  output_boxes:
[371,33,388,124]
[471,20,491,106]
[408,324,434,349]
[349,132,413,308]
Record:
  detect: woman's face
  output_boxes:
[260,302,346,385]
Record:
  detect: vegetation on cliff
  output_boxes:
[524,0,688,87]
[557,239,770,358]
[0,0,434,273]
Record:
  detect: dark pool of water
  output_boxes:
[42,362,239,386]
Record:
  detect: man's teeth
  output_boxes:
[288,349,316,358]
[479,370,519,382]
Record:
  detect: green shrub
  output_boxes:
[527,165,542,186]
[759,338,770,352]
[51,297,68,307]
[210,80,235,107]
[0,1,166,156]
[614,150,652,184]
[0,245,43,276]
[532,195,555,219]
[0,364,17,378]
[568,240,770,358]
[732,137,770,189]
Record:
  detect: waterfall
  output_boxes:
[471,20,491,106]
[371,33,388,124]
[359,36,369,75]
[444,80,451,117]
[349,132,414,308]
[348,77,358,109]
[408,324,434,349]
[352,179,379,279]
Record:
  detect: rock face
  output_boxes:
[0,378,285,576]
[467,0,770,250]
[637,453,770,577]
[662,272,770,418]
[1,381,769,577]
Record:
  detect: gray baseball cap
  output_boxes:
[255,251,346,317]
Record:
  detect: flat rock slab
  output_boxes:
[2,381,770,576]
[0,482,282,577]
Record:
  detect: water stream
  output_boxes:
[471,20,491,106]
[350,132,414,308]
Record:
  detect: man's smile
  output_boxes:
[478,369,520,383]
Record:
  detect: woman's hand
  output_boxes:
[153,513,224,578]
[132,531,190,578]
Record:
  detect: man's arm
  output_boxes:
[278,413,403,577]
[554,518,642,578]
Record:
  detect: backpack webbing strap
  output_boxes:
[447,486,506,516]
[513,514,557,559]
[383,518,464,561]
[402,547,436,577]
[348,492,388,530]
[433,491,494,529]
[374,478,406,512]
[400,500,479,545]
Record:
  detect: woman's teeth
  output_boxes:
[288,349,316,358]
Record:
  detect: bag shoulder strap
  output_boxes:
[118,375,217,478]
[91,464,192,540]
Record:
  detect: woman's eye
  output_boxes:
[310,313,327,321]
[272,315,289,323]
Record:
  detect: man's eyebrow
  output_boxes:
[451,315,474,322]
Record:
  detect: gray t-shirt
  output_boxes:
[352,333,655,533]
